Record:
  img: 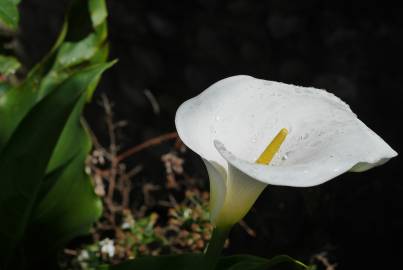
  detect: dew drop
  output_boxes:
[251,136,257,143]
[282,151,292,161]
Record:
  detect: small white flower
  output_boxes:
[99,238,115,258]
[121,222,131,230]
[77,250,90,261]
[175,75,397,228]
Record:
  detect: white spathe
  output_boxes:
[175,75,397,228]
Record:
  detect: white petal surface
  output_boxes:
[176,75,397,187]
[202,159,227,223]
[214,163,266,227]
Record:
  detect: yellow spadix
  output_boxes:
[255,128,288,165]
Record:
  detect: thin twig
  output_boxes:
[239,220,256,237]
[117,132,179,162]
[312,252,337,270]
[102,94,119,226]
[144,89,160,115]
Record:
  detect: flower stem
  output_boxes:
[202,226,231,270]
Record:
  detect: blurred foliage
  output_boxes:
[0,0,20,30]
[0,0,113,269]
[63,190,212,269]
[61,112,214,268]
[0,54,20,75]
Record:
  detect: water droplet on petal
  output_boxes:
[251,136,257,143]
[284,151,292,160]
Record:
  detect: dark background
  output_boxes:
[19,0,402,269]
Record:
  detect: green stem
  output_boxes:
[202,226,231,270]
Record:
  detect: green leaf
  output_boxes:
[101,254,309,270]
[0,0,109,152]
[45,95,88,173]
[0,62,112,268]
[0,76,39,151]
[27,127,102,254]
[217,255,309,270]
[0,55,21,76]
[36,0,109,99]
[0,37,69,152]
[0,0,21,30]
[55,33,102,67]
[89,0,108,27]
[99,254,204,270]
[0,0,112,268]
[217,255,269,270]
[0,81,11,95]
[50,0,109,72]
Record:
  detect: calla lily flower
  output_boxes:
[175,75,397,229]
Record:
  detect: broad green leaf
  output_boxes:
[27,127,102,255]
[0,55,21,76]
[0,62,112,268]
[0,74,41,151]
[0,0,20,30]
[45,95,88,173]
[43,0,110,172]
[46,57,114,174]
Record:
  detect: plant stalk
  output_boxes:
[202,226,231,270]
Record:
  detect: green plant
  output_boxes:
[0,0,113,269]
